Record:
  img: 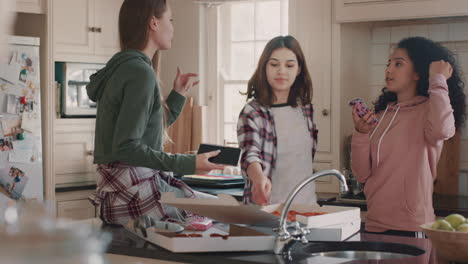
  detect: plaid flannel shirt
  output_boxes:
[89,162,195,225]
[237,100,318,204]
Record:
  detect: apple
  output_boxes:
[432,219,455,231]
[445,214,466,229]
[456,224,468,233]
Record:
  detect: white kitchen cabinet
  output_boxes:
[289,0,338,162]
[52,0,123,63]
[56,190,97,220]
[94,0,122,57]
[55,119,96,185]
[314,162,342,194]
[289,0,342,194]
[335,0,468,23]
[16,0,44,14]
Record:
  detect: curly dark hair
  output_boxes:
[374,37,466,129]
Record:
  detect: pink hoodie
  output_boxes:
[351,74,455,232]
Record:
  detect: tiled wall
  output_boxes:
[370,20,468,172]
[460,170,468,195]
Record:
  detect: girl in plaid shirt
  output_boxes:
[87,0,224,225]
[237,36,318,205]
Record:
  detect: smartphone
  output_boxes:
[197,144,241,166]
[349,98,378,124]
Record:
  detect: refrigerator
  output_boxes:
[0,36,43,202]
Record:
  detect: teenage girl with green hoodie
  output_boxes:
[351,37,466,237]
[86,0,224,225]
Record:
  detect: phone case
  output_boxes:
[197,144,241,166]
[349,98,378,124]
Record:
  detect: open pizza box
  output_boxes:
[125,193,361,252]
[160,192,361,241]
[125,221,276,253]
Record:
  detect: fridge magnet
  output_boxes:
[18,56,34,83]
[0,137,14,151]
[0,166,28,200]
[1,118,21,138]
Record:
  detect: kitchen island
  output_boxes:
[102,222,453,264]
[318,193,468,217]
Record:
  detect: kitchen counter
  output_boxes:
[103,223,453,264]
[318,194,468,217]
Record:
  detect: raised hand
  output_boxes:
[429,60,453,80]
[173,67,199,96]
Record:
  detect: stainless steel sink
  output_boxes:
[292,241,425,260]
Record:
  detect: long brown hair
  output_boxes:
[118,0,172,142]
[245,35,313,107]
[119,0,166,73]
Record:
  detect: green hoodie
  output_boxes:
[86,49,196,174]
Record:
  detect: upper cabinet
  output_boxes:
[16,0,44,14]
[335,0,468,23]
[52,0,123,63]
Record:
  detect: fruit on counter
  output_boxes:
[431,219,455,231]
[456,223,468,233]
[444,214,466,229]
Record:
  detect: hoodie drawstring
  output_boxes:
[370,105,389,140]
[370,105,401,167]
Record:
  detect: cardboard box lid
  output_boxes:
[161,192,278,226]
[263,203,361,228]
[161,193,361,228]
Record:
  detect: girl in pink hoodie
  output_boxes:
[351,37,466,237]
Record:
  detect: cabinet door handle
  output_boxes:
[86,150,94,156]
[322,109,329,116]
[95,27,102,33]
[89,27,96,32]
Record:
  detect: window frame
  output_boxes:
[202,0,288,145]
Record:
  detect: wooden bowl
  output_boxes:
[421,222,468,262]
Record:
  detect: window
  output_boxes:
[206,0,288,146]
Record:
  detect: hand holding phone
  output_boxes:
[349,98,378,125]
[197,144,241,166]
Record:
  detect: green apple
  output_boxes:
[432,219,455,231]
[445,214,466,229]
[456,223,468,233]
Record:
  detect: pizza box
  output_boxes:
[161,192,361,230]
[262,203,360,229]
[161,192,278,226]
[305,218,361,241]
[125,221,275,253]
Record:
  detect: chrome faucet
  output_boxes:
[273,169,349,254]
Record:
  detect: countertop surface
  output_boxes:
[57,181,467,217]
[103,224,452,264]
[318,193,468,217]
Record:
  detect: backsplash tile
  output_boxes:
[449,22,468,42]
[371,44,390,65]
[408,24,429,38]
[428,23,449,42]
[372,27,391,44]
[391,26,409,43]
